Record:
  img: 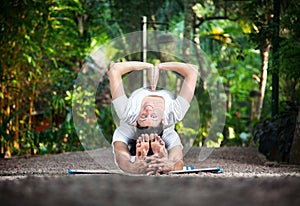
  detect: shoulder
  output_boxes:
[112,122,136,143]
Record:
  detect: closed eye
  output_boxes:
[150,114,158,120]
[140,114,147,121]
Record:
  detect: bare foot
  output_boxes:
[136,134,150,158]
[150,133,167,158]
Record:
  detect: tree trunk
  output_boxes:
[289,108,300,164]
[0,82,4,156]
[29,87,36,155]
[182,0,194,62]
[14,65,21,151]
[5,102,11,158]
[254,42,271,120]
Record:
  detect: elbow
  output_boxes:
[187,64,199,78]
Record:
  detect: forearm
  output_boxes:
[157,62,198,103]
[113,142,149,174]
[157,62,198,78]
[110,61,153,76]
[116,156,153,174]
[114,152,136,174]
[109,61,153,99]
[168,145,184,170]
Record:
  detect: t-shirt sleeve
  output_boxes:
[162,126,183,150]
[112,121,136,145]
[112,95,128,120]
[173,95,190,122]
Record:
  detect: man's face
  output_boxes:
[137,95,165,127]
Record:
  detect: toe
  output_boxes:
[140,134,145,142]
[149,133,155,142]
[144,134,150,142]
[154,133,165,147]
[155,133,161,141]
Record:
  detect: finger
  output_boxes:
[146,171,156,176]
[146,158,164,165]
[148,162,165,169]
[145,154,160,160]
[145,155,161,163]
[145,166,158,175]
[150,166,163,175]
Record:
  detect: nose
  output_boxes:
[145,105,153,113]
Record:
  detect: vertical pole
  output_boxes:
[141,16,147,87]
[272,0,280,117]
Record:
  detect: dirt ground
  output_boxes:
[1,146,300,206]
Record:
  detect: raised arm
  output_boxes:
[109,61,153,100]
[157,62,198,103]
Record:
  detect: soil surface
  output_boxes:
[1,146,300,206]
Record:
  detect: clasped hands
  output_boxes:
[134,154,175,175]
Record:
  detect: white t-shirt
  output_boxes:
[112,88,190,150]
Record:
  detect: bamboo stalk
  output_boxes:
[29,86,37,155]
[0,81,4,156]
[5,99,11,158]
[13,65,20,151]
[14,92,20,150]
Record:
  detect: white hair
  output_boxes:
[123,88,176,127]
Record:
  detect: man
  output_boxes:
[109,61,198,175]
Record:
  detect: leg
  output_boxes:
[150,133,167,158]
[136,134,150,158]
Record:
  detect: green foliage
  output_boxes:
[252,0,300,162]
[0,0,114,156]
[19,119,83,155]
[278,0,300,103]
[192,6,261,146]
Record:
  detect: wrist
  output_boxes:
[173,159,184,171]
